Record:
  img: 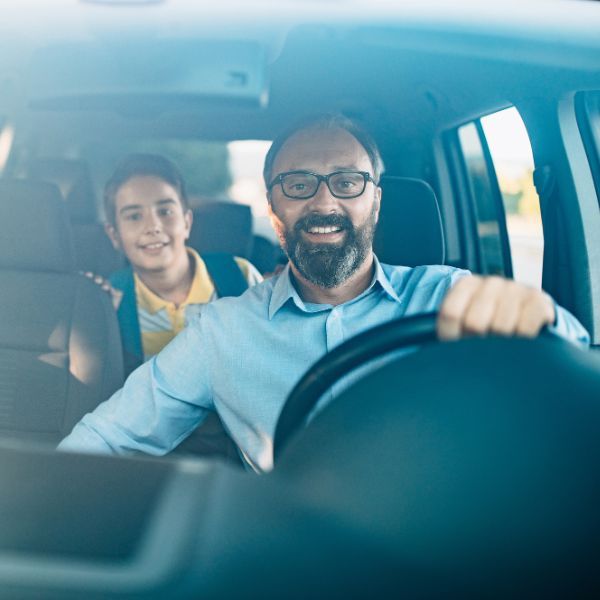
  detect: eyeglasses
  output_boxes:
[268,170,377,200]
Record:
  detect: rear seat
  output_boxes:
[23,158,124,277]
[188,201,254,259]
[189,201,286,275]
[0,180,124,446]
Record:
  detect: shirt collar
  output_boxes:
[267,255,401,320]
[135,247,214,315]
[268,263,303,320]
[372,255,401,303]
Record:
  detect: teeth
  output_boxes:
[308,226,341,234]
[144,243,165,249]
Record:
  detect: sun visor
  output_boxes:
[25,39,269,111]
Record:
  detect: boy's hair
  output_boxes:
[263,113,385,191]
[104,153,189,226]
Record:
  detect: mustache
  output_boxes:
[294,213,353,234]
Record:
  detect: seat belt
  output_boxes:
[202,252,249,297]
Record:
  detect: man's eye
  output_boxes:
[158,207,173,217]
[124,212,142,221]
[290,183,307,191]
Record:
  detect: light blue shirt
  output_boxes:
[59,258,590,471]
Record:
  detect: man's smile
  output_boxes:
[307,225,342,234]
[302,223,345,243]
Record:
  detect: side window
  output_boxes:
[458,121,508,277]
[453,107,543,288]
[0,119,14,175]
[577,91,600,207]
[481,108,544,289]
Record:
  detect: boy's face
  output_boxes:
[106,175,192,275]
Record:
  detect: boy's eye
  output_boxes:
[158,207,174,217]
[124,212,142,221]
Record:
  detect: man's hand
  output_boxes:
[81,271,124,311]
[437,275,555,340]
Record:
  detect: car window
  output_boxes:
[454,107,543,288]
[0,118,13,174]
[481,107,543,288]
[577,90,600,208]
[10,136,275,241]
[457,120,510,277]
[227,140,273,241]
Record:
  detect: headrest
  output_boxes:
[189,202,253,258]
[25,158,97,223]
[0,180,75,273]
[374,177,445,266]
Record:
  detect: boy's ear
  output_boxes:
[104,222,121,251]
[183,209,193,240]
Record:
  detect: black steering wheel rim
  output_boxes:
[274,311,439,461]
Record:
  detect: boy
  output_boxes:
[103,153,262,375]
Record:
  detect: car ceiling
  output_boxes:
[0,1,598,151]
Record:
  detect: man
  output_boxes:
[59,115,589,472]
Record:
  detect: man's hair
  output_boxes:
[104,153,189,226]
[263,113,385,190]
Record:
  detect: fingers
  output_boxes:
[515,291,555,338]
[80,271,118,302]
[438,275,556,341]
[111,288,124,311]
[437,275,483,340]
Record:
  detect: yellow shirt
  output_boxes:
[134,248,262,359]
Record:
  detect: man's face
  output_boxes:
[106,175,192,275]
[268,127,381,288]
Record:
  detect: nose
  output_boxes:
[307,179,339,213]
[144,210,162,234]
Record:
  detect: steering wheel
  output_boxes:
[274,312,439,461]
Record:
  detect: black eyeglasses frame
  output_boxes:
[268,170,378,200]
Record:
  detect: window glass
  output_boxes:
[227,140,273,240]
[458,122,506,276]
[76,138,274,239]
[0,120,14,174]
[481,107,544,288]
[581,91,600,208]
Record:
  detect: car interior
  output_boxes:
[0,0,600,597]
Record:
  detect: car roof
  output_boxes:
[0,0,598,146]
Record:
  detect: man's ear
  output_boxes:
[267,194,277,224]
[266,197,286,247]
[183,209,193,240]
[373,185,382,224]
[104,222,121,251]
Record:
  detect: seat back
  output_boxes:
[188,201,253,258]
[0,180,124,445]
[374,176,445,266]
[24,157,98,224]
[249,234,280,274]
[22,157,124,277]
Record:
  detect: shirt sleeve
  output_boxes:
[57,317,214,456]
[547,300,591,348]
[234,256,263,287]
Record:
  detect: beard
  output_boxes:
[279,207,378,288]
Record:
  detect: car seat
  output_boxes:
[23,158,124,277]
[374,176,445,266]
[188,201,253,259]
[0,180,124,446]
